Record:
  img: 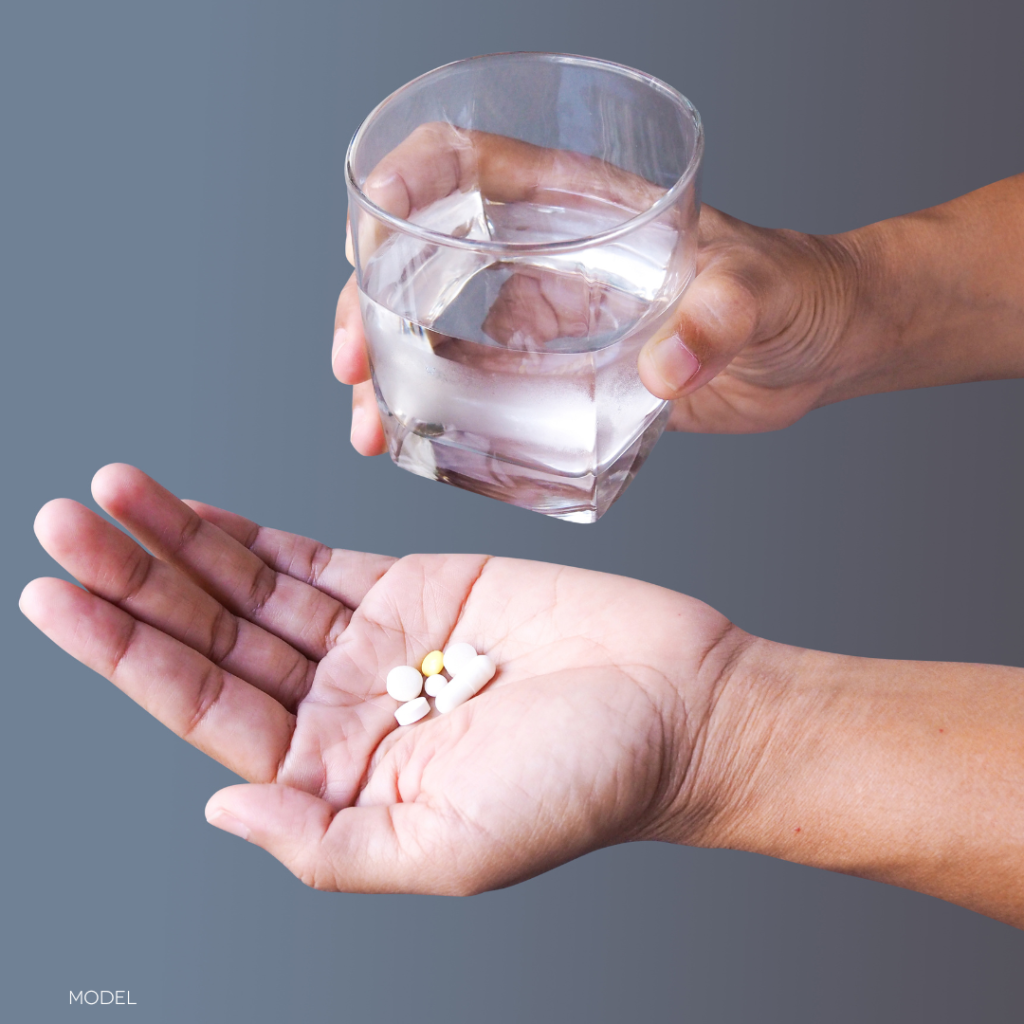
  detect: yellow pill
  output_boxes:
[421,650,445,676]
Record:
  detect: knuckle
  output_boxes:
[687,270,760,348]
[118,547,154,604]
[246,563,278,615]
[182,663,226,740]
[107,617,139,679]
[298,862,330,891]
[207,605,241,664]
[172,509,204,557]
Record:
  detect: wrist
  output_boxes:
[688,639,858,857]
[822,216,933,401]
[681,637,923,870]
[649,625,786,849]
[659,633,812,851]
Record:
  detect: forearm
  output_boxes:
[829,172,1024,401]
[692,638,1024,927]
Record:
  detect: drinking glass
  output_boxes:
[346,52,703,522]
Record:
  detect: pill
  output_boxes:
[394,695,430,726]
[421,649,444,676]
[442,642,477,676]
[386,665,423,702]
[435,654,496,714]
[424,673,447,697]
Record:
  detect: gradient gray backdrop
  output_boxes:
[3,1,1024,1021]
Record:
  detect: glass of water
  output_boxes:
[346,53,703,522]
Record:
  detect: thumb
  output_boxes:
[205,783,458,894]
[638,266,759,400]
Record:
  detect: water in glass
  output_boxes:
[360,187,684,522]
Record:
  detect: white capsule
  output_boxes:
[424,673,447,697]
[442,642,477,676]
[386,665,423,702]
[394,695,430,726]
[435,654,496,714]
[433,676,477,714]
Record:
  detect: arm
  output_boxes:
[830,174,1024,400]
[19,466,1024,925]
[334,162,1024,446]
[693,639,1024,927]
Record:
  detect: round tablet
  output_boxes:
[394,696,430,726]
[424,673,447,697]
[386,665,423,702]
[443,642,477,676]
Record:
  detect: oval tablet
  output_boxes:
[394,695,430,726]
[421,650,444,676]
[386,665,423,702]
[442,642,477,676]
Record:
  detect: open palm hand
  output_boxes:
[21,465,740,893]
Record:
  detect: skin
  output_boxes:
[19,131,1024,923]
[20,465,735,893]
[336,129,1024,448]
[19,466,1024,925]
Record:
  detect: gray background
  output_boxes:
[3,0,1023,1020]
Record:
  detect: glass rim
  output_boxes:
[345,51,704,256]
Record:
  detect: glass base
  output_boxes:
[377,400,670,523]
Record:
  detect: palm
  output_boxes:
[23,465,731,893]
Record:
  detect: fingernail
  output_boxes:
[363,172,400,207]
[206,809,251,841]
[648,335,701,393]
[333,327,347,355]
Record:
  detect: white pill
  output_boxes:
[386,665,423,702]
[435,654,496,714]
[394,695,430,726]
[442,642,477,676]
[424,673,447,697]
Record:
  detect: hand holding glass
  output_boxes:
[346,54,703,521]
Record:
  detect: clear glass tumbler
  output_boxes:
[346,53,703,522]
